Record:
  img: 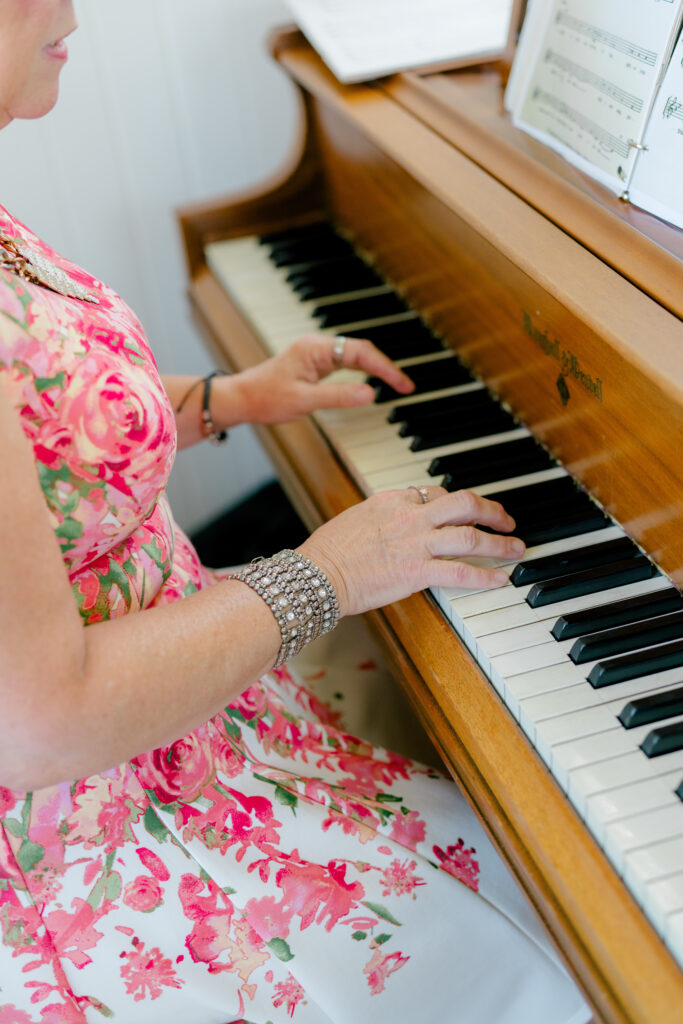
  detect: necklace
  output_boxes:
[0,234,98,303]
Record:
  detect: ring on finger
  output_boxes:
[331,335,348,369]
[408,484,430,504]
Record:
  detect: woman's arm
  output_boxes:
[0,378,522,792]
[0,382,281,791]
[164,333,415,449]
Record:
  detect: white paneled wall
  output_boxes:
[0,0,303,532]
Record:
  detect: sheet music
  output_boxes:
[629,29,683,229]
[285,0,515,83]
[511,0,683,194]
[504,0,546,113]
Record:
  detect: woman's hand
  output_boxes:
[220,333,414,426]
[298,486,526,617]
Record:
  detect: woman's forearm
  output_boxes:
[5,577,281,792]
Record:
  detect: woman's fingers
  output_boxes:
[338,337,415,394]
[404,486,524,572]
[424,488,517,535]
[299,379,377,411]
[426,522,525,562]
[302,333,415,394]
[427,557,511,592]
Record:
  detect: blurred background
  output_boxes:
[0,0,303,544]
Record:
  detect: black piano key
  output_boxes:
[269,235,354,268]
[400,399,505,435]
[527,556,658,609]
[289,263,384,300]
[286,253,369,281]
[516,509,610,547]
[588,637,683,689]
[479,475,580,514]
[504,493,599,535]
[432,436,553,485]
[676,779,683,802]
[640,721,683,758]
[345,320,444,361]
[389,388,489,424]
[372,358,474,403]
[476,494,608,543]
[552,587,683,641]
[314,292,409,328]
[571,610,683,664]
[297,278,381,301]
[619,685,683,728]
[409,410,517,450]
[259,221,332,246]
[511,537,637,587]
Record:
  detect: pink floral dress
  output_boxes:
[0,206,590,1024]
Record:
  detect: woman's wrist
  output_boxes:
[206,372,251,433]
[228,549,340,666]
[296,538,350,620]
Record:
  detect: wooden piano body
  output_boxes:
[178,29,683,1023]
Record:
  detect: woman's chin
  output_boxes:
[12,84,61,122]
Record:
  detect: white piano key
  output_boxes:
[551,726,646,791]
[643,872,683,934]
[533,700,623,766]
[454,572,671,634]
[453,526,626,628]
[623,825,683,902]
[603,802,683,874]
[568,749,683,814]
[625,831,683,888]
[666,910,683,967]
[464,603,549,637]
[552,717,683,795]
[341,419,525,460]
[520,668,683,724]
[488,638,574,679]
[583,770,682,847]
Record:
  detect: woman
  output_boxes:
[0,2,591,1022]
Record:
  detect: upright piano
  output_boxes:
[178,27,683,1023]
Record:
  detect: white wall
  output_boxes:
[0,0,302,532]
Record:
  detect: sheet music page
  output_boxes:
[511,0,683,194]
[285,0,515,83]
[629,29,683,229]
[504,0,547,112]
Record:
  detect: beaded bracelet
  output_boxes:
[228,549,340,667]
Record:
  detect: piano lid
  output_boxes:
[383,66,683,322]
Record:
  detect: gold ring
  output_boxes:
[408,485,430,504]
[331,335,348,369]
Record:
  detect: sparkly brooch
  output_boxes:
[0,234,98,304]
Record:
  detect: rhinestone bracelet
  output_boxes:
[228,549,340,667]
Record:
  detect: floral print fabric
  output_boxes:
[0,207,589,1024]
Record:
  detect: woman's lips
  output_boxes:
[44,38,69,61]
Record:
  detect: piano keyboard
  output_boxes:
[206,223,683,968]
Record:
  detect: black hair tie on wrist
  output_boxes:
[201,371,228,444]
[175,370,228,445]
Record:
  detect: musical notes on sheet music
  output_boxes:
[545,49,644,112]
[511,0,683,190]
[555,10,658,67]
[663,95,683,119]
[531,88,632,157]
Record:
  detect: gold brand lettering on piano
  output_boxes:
[561,350,603,401]
[522,310,561,358]
[522,311,603,401]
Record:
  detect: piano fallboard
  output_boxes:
[178,30,683,1024]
